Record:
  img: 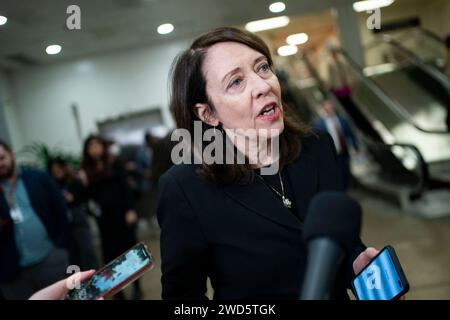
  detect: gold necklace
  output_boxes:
[257,172,293,209]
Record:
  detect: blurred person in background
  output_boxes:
[80,135,142,300]
[135,131,157,193]
[313,99,359,190]
[141,131,176,236]
[151,131,176,188]
[326,45,352,101]
[47,157,98,270]
[325,45,382,142]
[0,140,70,299]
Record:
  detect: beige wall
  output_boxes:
[420,0,450,38]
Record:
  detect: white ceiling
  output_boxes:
[0,0,352,69]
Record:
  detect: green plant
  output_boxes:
[18,141,81,169]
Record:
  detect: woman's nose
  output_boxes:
[251,74,271,99]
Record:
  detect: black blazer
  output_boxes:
[157,131,366,300]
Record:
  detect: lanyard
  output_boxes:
[4,173,18,208]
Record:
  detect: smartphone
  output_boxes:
[351,245,409,300]
[66,242,154,300]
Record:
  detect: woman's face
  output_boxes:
[50,163,65,181]
[197,42,284,137]
[87,140,104,160]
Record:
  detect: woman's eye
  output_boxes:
[258,63,270,73]
[230,78,243,88]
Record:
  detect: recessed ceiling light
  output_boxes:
[46,44,62,55]
[0,15,7,26]
[353,0,394,12]
[286,33,309,45]
[157,23,174,35]
[277,45,298,56]
[245,16,290,33]
[269,2,286,13]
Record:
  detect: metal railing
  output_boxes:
[371,36,450,91]
[339,49,449,135]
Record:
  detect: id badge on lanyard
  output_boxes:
[5,174,24,224]
[10,206,24,224]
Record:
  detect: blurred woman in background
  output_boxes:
[80,135,142,300]
[47,157,98,271]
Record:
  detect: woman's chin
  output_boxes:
[257,120,284,139]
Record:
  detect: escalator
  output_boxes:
[379,27,448,76]
[364,36,450,131]
[362,38,450,188]
[297,49,450,218]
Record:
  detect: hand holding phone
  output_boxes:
[66,242,154,300]
[29,270,97,300]
[352,245,409,300]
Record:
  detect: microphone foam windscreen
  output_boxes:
[304,191,362,253]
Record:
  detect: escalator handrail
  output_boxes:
[338,49,449,135]
[395,27,446,48]
[381,36,450,91]
[359,137,429,199]
[417,27,446,44]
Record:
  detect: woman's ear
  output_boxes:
[194,103,220,126]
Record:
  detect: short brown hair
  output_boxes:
[0,139,12,154]
[169,27,310,184]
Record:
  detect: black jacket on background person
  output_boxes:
[157,131,366,300]
[55,176,88,209]
[85,159,137,263]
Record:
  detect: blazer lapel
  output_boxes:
[223,175,302,231]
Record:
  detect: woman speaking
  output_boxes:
[157,27,377,300]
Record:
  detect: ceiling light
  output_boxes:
[46,44,62,55]
[353,0,394,12]
[277,45,298,56]
[269,2,286,13]
[0,16,7,26]
[245,16,290,33]
[286,33,308,45]
[157,23,174,35]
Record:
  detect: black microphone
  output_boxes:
[300,191,362,300]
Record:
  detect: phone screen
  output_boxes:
[67,243,153,300]
[352,247,406,300]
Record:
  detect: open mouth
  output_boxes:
[258,103,277,117]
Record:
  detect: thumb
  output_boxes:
[364,247,379,259]
[66,269,96,291]
[353,247,379,275]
